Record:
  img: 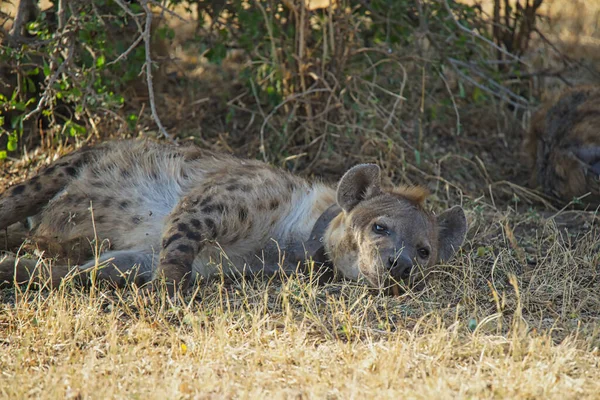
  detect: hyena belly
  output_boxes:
[30,143,195,262]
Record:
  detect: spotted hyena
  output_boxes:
[525,85,600,206]
[0,139,467,294]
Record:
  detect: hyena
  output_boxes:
[0,139,467,294]
[525,85,600,206]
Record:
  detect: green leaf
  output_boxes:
[74,87,83,97]
[414,149,421,166]
[7,139,17,152]
[10,115,22,127]
[472,86,484,103]
[127,113,138,130]
[429,105,437,120]
[65,121,87,137]
[26,77,36,93]
[206,43,227,65]
[458,82,466,98]
[96,55,106,68]
[225,108,234,124]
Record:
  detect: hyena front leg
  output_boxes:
[153,189,250,294]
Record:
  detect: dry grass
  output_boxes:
[1,205,599,398]
[2,0,600,398]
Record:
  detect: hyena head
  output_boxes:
[324,164,467,289]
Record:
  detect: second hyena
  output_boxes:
[525,85,600,206]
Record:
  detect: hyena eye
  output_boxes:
[417,247,430,259]
[372,223,390,235]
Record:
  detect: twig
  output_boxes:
[448,58,530,109]
[548,193,592,220]
[0,31,68,47]
[442,0,529,67]
[148,0,189,23]
[297,0,314,141]
[259,87,331,161]
[108,34,144,66]
[113,0,144,21]
[383,62,408,131]
[437,68,461,135]
[57,0,66,31]
[357,77,407,102]
[353,56,409,128]
[108,0,145,66]
[253,0,280,69]
[489,181,557,210]
[140,0,173,141]
[249,78,269,161]
[23,42,75,122]
[9,0,36,40]
[533,28,600,81]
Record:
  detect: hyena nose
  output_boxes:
[388,255,413,281]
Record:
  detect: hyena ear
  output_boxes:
[337,164,382,212]
[436,205,467,262]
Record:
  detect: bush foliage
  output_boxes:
[0,0,541,159]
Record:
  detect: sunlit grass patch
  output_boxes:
[1,207,599,398]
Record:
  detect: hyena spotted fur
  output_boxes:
[0,139,467,294]
[525,85,600,206]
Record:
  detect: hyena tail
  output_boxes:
[0,143,107,232]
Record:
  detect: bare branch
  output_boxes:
[533,28,600,81]
[148,0,190,23]
[112,0,144,28]
[108,34,144,66]
[140,0,173,141]
[438,69,461,135]
[448,57,530,109]
[23,42,75,122]
[9,0,37,40]
[259,87,331,161]
[106,0,146,66]
[57,0,66,31]
[443,0,529,67]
